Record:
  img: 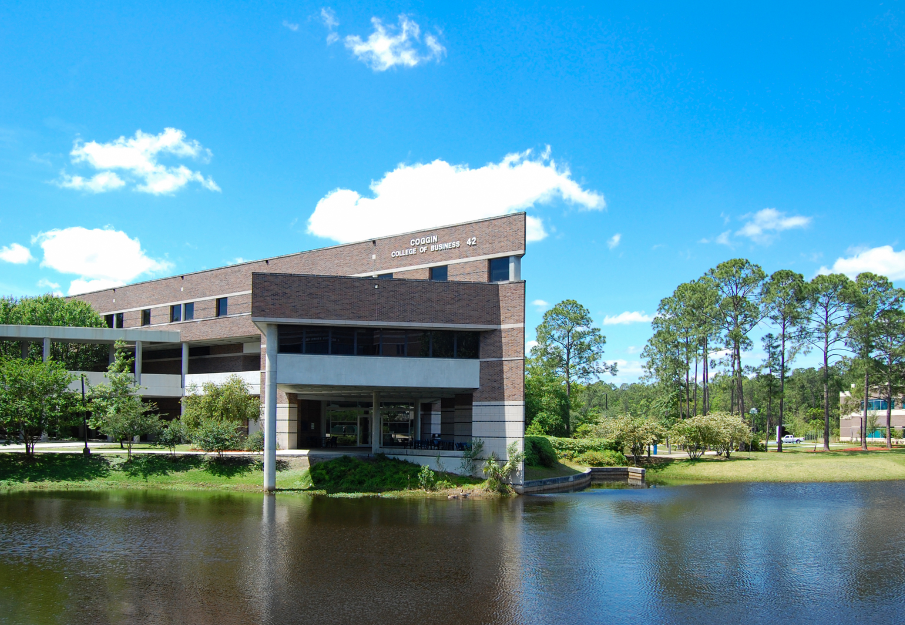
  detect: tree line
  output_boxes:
[526,262,905,453]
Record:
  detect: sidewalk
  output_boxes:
[0,441,372,459]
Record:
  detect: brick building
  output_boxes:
[74,213,527,489]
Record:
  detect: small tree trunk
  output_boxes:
[886,379,893,450]
[823,347,831,452]
[862,370,869,452]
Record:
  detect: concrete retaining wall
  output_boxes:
[518,466,646,495]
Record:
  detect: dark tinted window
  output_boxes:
[216,298,228,317]
[381,329,406,356]
[431,331,455,358]
[331,328,355,355]
[430,266,448,281]
[457,332,480,359]
[141,309,151,326]
[105,314,114,328]
[407,330,430,357]
[170,305,181,323]
[378,273,393,280]
[115,313,124,328]
[356,329,379,355]
[304,328,329,354]
[489,257,509,282]
[184,302,194,321]
[278,326,304,353]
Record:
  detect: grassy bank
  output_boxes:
[0,453,487,496]
[646,448,905,485]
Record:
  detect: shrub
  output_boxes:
[546,437,620,461]
[191,419,243,458]
[245,429,264,453]
[524,435,557,467]
[668,412,752,459]
[459,439,484,476]
[575,450,627,467]
[157,420,186,455]
[595,415,666,465]
[483,441,525,493]
[417,464,436,491]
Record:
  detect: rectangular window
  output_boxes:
[430,266,448,281]
[115,312,124,328]
[356,329,379,356]
[456,332,480,359]
[330,328,355,355]
[170,305,181,323]
[216,298,228,317]
[303,327,329,354]
[381,329,406,357]
[278,326,304,353]
[184,302,194,321]
[489,257,509,282]
[105,314,114,328]
[406,330,430,358]
[141,309,151,326]
[378,273,394,280]
[430,331,455,358]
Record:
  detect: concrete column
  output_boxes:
[42,338,50,362]
[134,341,142,385]
[372,392,381,454]
[21,341,28,359]
[414,399,421,441]
[181,342,189,415]
[109,344,116,365]
[509,255,521,281]
[264,324,278,492]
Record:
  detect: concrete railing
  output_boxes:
[518,466,646,495]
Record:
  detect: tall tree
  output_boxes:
[873,301,905,449]
[845,273,902,451]
[800,273,853,450]
[758,333,781,449]
[0,356,77,456]
[762,270,806,452]
[534,300,614,436]
[705,260,766,421]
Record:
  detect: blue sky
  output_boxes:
[1,1,904,382]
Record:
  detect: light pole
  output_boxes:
[749,407,758,451]
[81,374,90,455]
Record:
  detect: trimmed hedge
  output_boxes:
[524,436,557,467]
[546,437,621,461]
[575,450,627,467]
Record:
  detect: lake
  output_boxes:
[1,482,904,624]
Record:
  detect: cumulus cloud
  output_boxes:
[307,148,604,243]
[818,245,905,281]
[715,230,732,246]
[607,233,621,250]
[343,14,445,71]
[56,128,219,195]
[736,208,811,243]
[602,311,654,326]
[0,243,34,264]
[531,299,550,311]
[320,8,340,43]
[282,20,299,31]
[34,227,172,295]
[607,359,643,383]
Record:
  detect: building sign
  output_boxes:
[390,234,477,258]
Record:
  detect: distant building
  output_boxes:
[839,388,905,442]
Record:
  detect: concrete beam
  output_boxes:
[0,324,181,345]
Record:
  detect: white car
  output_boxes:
[781,434,804,444]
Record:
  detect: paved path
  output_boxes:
[0,441,372,459]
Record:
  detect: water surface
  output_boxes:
[1,482,904,624]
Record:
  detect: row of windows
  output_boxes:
[376,257,510,282]
[861,399,905,411]
[278,325,480,359]
[105,298,229,328]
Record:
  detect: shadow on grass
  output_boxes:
[200,456,285,478]
[0,453,112,483]
[120,454,205,479]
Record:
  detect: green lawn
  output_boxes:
[646,448,905,485]
[525,460,585,481]
[0,453,308,492]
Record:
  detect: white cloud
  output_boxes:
[607,359,645,383]
[526,340,538,352]
[56,128,220,195]
[307,148,604,243]
[607,233,621,250]
[227,257,248,266]
[602,311,654,326]
[282,20,299,31]
[36,278,63,296]
[626,345,640,354]
[715,230,732,246]
[531,299,550,311]
[818,245,905,281]
[736,208,811,244]
[320,8,339,43]
[344,15,445,71]
[0,243,34,264]
[34,227,172,295]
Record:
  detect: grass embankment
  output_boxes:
[0,453,485,497]
[646,447,905,485]
[524,460,585,481]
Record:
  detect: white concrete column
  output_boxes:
[509,255,521,281]
[109,344,116,365]
[264,324,278,492]
[414,400,421,441]
[134,341,142,385]
[21,342,28,359]
[42,338,50,362]
[372,391,381,454]
[181,342,189,415]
